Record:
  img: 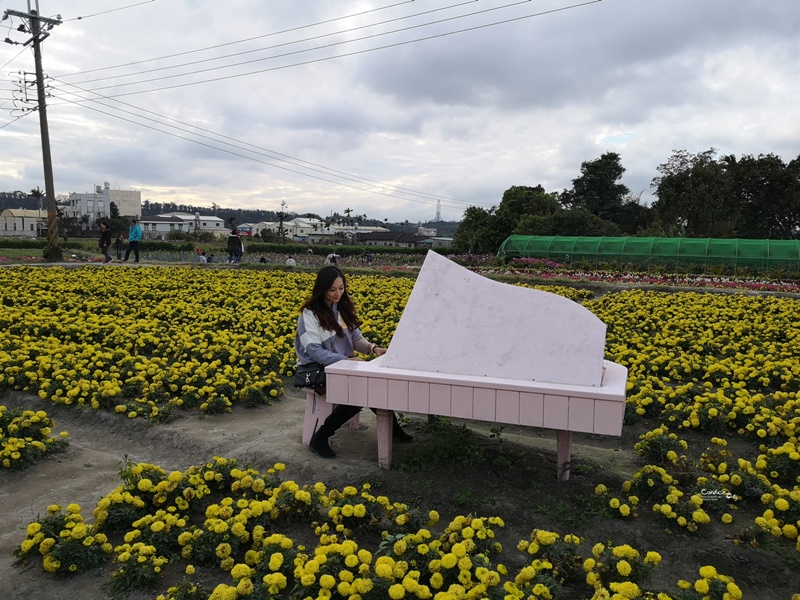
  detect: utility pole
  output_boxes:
[3,2,62,252]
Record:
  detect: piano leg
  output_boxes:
[375,409,394,469]
[557,430,572,481]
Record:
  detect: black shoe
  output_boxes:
[393,428,413,443]
[309,434,336,458]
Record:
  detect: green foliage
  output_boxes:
[397,421,485,472]
[41,243,64,261]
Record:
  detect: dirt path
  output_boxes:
[1,389,795,600]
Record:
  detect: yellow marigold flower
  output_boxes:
[775,498,790,511]
[389,583,406,599]
[698,564,718,578]
[727,581,743,599]
[609,581,640,599]
[643,551,661,564]
[595,484,608,495]
[592,543,605,558]
[695,579,710,594]
[721,513,733,524]
[216,543,232,559]
[441,553,458,569]
[535,530,558,545]
[231,563,252,580]
[616,560,632,577]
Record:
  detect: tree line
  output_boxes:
[453,149,800,253]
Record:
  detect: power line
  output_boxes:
[61,0,156,23]
[58,0,416,76]
[55,0,599,97]
[60,0,479,85]
[49,78,487,211]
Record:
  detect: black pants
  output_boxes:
[124,241,140,262]
[315,404,402,439]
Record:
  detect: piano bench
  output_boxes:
[301,390,361,446]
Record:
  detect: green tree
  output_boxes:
[651,149,736,237]
[453,206,495,253]
[516,208,619,237]
[561,152,629,222]
[110,201,120,219]
[615,193,656,235]
[729,153,800,239]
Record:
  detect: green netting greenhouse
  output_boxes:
[497,236,800,268]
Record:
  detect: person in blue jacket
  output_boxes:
[295,265,412,458]
[123,218,143,263]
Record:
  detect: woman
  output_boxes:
[98,222,112,263]
[295,265,412,458]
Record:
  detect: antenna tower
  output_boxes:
[435,199,441,222]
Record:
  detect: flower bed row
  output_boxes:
[14,457,744,600]
[0,266,583,423]
[0,405,68,469]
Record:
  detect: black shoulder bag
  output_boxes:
[294,362,326,389]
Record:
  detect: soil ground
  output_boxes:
[0,386,797,600]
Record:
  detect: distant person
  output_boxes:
[114,233,124,260]
[286,255,297,267]
[199,251,208,263]
[98,222,112,263]
[326,252,339,265]
[307,246,314,256]
[123,219,142,263]
[259,256,267,264]
[208,254,215,264]
[226,229,244,264]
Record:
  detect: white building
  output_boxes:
[138,215,191,239]
[158,212,228,236]
[0,209,47,238]
[66,182,141,224]
[244,217,389,243]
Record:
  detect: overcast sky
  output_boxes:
[1,0,798,224]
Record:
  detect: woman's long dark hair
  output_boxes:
[300,266,360,335]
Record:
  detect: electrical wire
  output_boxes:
[51,1,601,99]
[56,93,480,211]
[0,112,28,130]
[49,76,488,210]
[58,0,416,76]
[49,79,468,205]
[62,0,544,90]
[60,0,156,23]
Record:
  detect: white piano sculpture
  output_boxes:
[318,251,628,480]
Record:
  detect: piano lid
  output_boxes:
[380,251,607,387]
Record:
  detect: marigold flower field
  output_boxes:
[2,265,799,600]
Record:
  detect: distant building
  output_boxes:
[357,232,432,248]
[0,208,47,238]
[66,182,141,225]
[244,217,389,244]
[418,226,437,237]
[157,212,227,236]
[417,236,454,249]
[139,215,191,239]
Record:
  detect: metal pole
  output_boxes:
[29,9,59,246]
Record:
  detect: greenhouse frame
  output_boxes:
[497,235,800,268]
